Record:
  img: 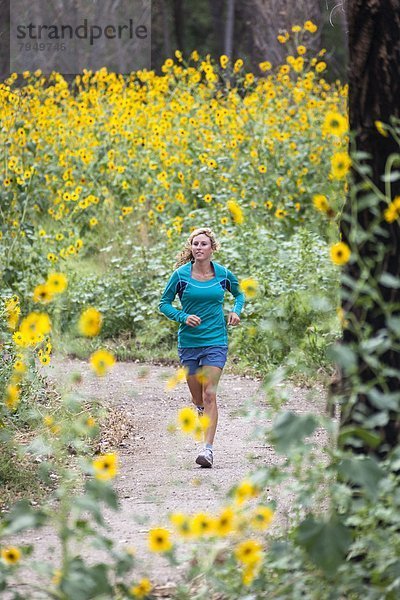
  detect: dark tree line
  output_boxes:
[341,0,400,457]
[152,0,347,75]
[0,0,347,80]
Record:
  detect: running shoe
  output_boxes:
[196,447,213,468]
[196,405,205,417]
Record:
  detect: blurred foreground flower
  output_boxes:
[13,359,27,374]
[375,120,389,137]
[192,414,211,441]
[239,278,259,298]
[5,384,20,411]
[86,416,96,428]
[234,479,260,505]
[1,546,21,565]
[322,111,348,137]
[78,307,103,337]
[195,367,209,384]
[191,512,215,537]
[330,241,351,266]
[312,194,330,213]
[16,312,51,347]
[177,406,197,433]
[33,283,54,304]
[226,199,244,224]
[242,561,261,586]
[92,452,118,480]
[215,506,235,536]
[47,272,68,294]
[51,569,62,585]
[234,539,263,566]
[330,151,352,179]
[129,578,152,599]
[39,354,51,366]
[169,513,192,538]
[5,296,20,330]
[165,366,188,390]
[148,527,172,553]
[89,349,115,376]
[250,506,274,530]
[383,196,400,223]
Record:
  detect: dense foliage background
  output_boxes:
[1,26,347,377]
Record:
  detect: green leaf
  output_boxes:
[90,535,113,552]
[381,171,400,182]
[352,150,372,161]
[367,388,400,410]
[60,558,112,599]
[327,344,357,372]
[364,411,389,428]
[73,495,105,527]
[85,480,119,510]
[296,515,352,577]
[387,316,400,336]
[356,193,379,211]
[338,426,381,449]
[26,141,36,153]
[337,456,385,499]
[357,164,373,176]
[26,436,53,456]
[338,426,381,448]
[270,412,317,454]
[379,272,400,289]
[1,500,47,535]
[115,551,135,577]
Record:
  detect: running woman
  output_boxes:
[159,227,245,468]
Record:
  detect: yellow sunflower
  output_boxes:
[330,242,351,266]
[92,452,118,480]
[78,307,103,337]
[89,349,116,376]
[148,528,172,553]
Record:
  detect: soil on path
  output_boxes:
[14,358,326,589]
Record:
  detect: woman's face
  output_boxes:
[191,234,213,261]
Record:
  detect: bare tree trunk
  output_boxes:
[161,0,173,57]
[209,0,225,57]
[224,0,235,57]
[0,0,10,79]
[340,0,400,456]
[236,0,323,70]
[172,0,184,52]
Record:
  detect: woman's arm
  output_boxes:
[159,271,189,324]
[226,268,245,316]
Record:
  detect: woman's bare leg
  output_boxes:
[186,373,203,408]
[201,366,222,445]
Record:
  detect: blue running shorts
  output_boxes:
[178,345,228,375]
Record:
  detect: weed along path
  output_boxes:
[18,358,326,588]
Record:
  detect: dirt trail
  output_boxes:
[13,358,325,588]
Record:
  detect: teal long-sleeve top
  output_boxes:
[159,261,245,348]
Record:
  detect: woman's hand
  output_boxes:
[228,312,240,326]
[186,314,202,327]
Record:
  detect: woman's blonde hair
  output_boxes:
[174,227,220,268]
